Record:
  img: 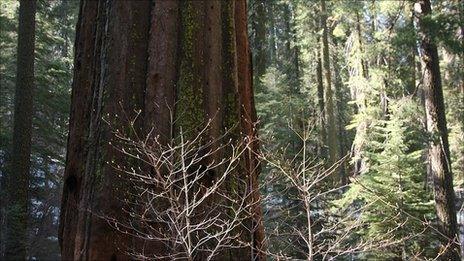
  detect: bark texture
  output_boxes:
[59,1,264,260]
[415,0,460,259]
[5,0,36,259]
[59,1,151,259]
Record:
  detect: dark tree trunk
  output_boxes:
[5,0,36,259]
[355,11,369,80]
[252,0,267,92]
[408,3,418,96]
[267,3,277,66]
[316,46,327,157]
[411,3,432,190]
[415,0,460,259]
[59,1,151,259]
[59,1,264,260]
[281,2,301,92]
[333,49,347,184]
[320,0,339,168]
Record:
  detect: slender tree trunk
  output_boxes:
[316,46,327,158]
[281,2,300,92]
[408,3,418,96]
[351,7,369,176]
[267,2,277,66]
[287,3,301,91]
[415,1,460,259]
[59,1,264,260]
[252,0,267,92]
[356,11,369,80]
[411,4,432,190]
[333,50,347,184]
[320,0,338,169]
[5,1,36,259]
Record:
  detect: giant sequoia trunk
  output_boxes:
[5,0,36,259]
[415,0,460,259]
[59,1,264,260]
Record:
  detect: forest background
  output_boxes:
[0,0,463,260]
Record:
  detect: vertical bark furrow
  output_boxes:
[142,1,182,257]
[89,1,151,259]
[60,1,265,259]
[221,0,240,135]
[234,1,265,259]
[77,1,108,259]
[59,1,100,259]
[145,0,180,143]
[203,0,223,155]
[176,1,206,137]
[60,1,152,259]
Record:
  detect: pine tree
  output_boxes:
[336,99,436,259]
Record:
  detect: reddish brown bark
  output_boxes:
[204,0,223,152]
[59,1,151,260]
[235,1,266,258]
[60,1,264,260]
[58,1,99,259]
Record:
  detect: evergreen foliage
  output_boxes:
[0,0,462,259]
[0,1,78,258]
[249,0,463,259]
[336,99,437,259]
